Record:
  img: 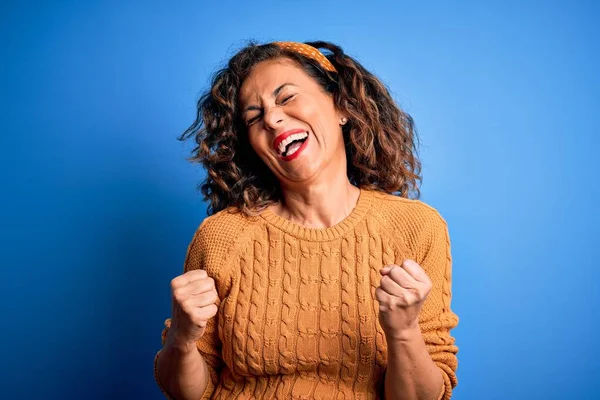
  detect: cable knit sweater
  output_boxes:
[154,188,459,399]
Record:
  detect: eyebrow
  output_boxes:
[241,82,297,115]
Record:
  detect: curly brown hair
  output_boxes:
[179,40,422,216]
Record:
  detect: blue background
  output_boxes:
[2,1,599,399]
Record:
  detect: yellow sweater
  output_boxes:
[154,188,459,399]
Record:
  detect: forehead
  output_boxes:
[239,59,315,103]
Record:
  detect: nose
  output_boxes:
[263,105,285,130]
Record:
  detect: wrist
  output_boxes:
[165,331,198,354]
[385,324,422,343]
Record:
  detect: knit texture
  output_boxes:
[154,188,459,399]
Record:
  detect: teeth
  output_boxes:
[287,142,302,156]
[277,132,308,154]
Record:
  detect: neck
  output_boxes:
[274,178,361,230]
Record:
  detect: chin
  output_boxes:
[282,165,322,184]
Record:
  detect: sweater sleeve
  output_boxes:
[153,222,225,399]
[415,212,459,400]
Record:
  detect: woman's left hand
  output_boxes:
[375,259,432,340]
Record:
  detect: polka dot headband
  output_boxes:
[272,41,338,73]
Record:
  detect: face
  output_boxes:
[238,58,347,185]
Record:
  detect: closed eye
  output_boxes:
[281,94,295,104]
[246,113,262,126]
[245,94,296,126]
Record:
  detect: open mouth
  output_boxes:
[277,131,309,158]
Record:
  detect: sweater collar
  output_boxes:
[259,187,374,241]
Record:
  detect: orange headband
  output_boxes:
[272,41,337,73]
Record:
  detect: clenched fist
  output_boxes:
[375,259,432,340]
[167,269,219,347]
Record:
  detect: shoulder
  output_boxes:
[369,190,448,230]
[367,190,450,256]
[185,207,262,277]
[196,206,260,244]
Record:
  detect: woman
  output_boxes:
[154,41,459,400]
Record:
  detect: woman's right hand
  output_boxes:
[167,269,219,348]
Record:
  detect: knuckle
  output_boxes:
[424,285,432,296]
[170,277,181,290]
[181,297,195,311]
[394,295,407,307]
[172,288,185,303]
